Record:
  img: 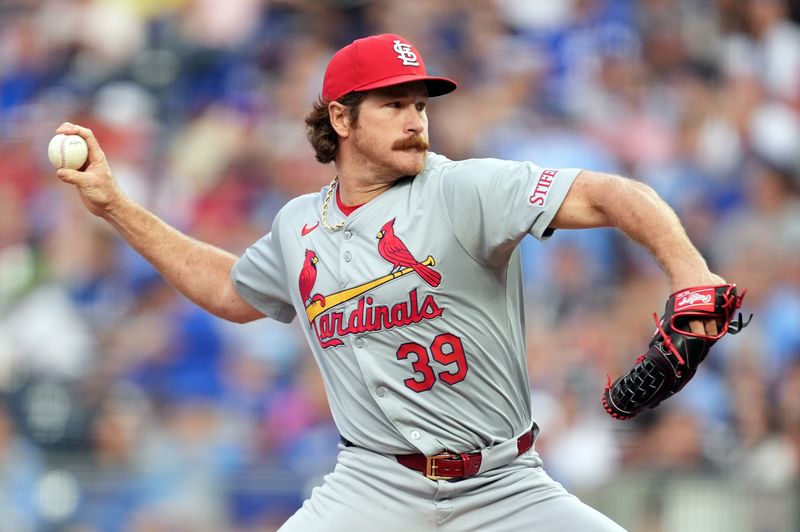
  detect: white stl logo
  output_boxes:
[393,40,420,66]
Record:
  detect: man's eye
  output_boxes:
[416,102,427,111]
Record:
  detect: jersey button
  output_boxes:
[344,251,352,262]
[354,338,364,348]
[410,430,421,440]
[375,386,385,397]
[343,231,352,240]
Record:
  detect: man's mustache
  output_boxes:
[393,135,430,151]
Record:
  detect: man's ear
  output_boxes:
[329,102,351,138]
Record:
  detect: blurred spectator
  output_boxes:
[1,0,799,529]
[0,402,42,532]
[725,356,798,489]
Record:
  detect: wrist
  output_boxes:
[100,188,129,221]
[668,265,726,293]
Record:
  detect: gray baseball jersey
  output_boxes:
[231,152,581,456]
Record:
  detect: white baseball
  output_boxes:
[48,134,89,170]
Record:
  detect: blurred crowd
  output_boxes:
[1,0,800,530]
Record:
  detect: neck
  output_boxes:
[334,162,398,206]
[337,179,395,206]
[333,145,428,205]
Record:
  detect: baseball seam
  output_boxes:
[60,136,66,169]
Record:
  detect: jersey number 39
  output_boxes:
[396,333,468,392]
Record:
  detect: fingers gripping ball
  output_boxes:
[48,134,88,170]
[602,284,752,420]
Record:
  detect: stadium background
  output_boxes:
[1,0,800,530]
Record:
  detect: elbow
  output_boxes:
[606,172,663,203]
[207,291,265,324]
[566,171,630,227]
[594,172,660,212]
[571,172,661,230]
[226,310,261,324]
[625,176,660,200]
[214,276,265,323]
[216,303,264,324]
[599,172,648,195]
[220,310,249,324]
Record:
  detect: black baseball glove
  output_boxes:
[603,283,751,420]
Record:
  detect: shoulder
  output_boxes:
[429,154,539,195]
[420,151,454,174]
[422,152,513,173]
[271,190,325,234]
[284,190,323,210]
[427,153,533,178]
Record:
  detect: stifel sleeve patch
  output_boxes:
[528,169,559,206]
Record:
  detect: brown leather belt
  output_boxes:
[341,429,535,481]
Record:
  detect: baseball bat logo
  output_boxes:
[376,218,441,287]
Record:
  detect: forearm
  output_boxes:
[604,178,709,288]
[52,121,262,322]
[554,172,714,290]
[102,196,258,322]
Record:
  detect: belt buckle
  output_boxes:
[425,453,456,481]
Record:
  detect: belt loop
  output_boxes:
[476,426,534,475]
[516,429,533,456]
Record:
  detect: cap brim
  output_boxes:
[355,74,457,97]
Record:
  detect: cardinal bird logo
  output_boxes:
[299,250,326,307]
[376,218,441,288]
[297,227,443,348]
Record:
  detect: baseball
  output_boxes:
[48,134,88,170]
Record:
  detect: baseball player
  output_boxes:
[54,34,727,531]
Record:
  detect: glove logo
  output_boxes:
[675,288,714,311]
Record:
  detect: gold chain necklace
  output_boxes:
[321,175,345,231]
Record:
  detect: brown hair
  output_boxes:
[305,91,367,164]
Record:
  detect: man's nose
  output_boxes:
[404,108,424,135]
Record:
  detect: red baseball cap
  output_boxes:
[321,34,457,102]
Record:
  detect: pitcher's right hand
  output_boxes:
[54,122,124,218]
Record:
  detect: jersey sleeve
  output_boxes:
[230,212,296,323]
[439,158,581,265]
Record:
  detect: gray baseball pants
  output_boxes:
[278,443,627,532]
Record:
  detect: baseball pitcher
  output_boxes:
[54,34,749,532]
